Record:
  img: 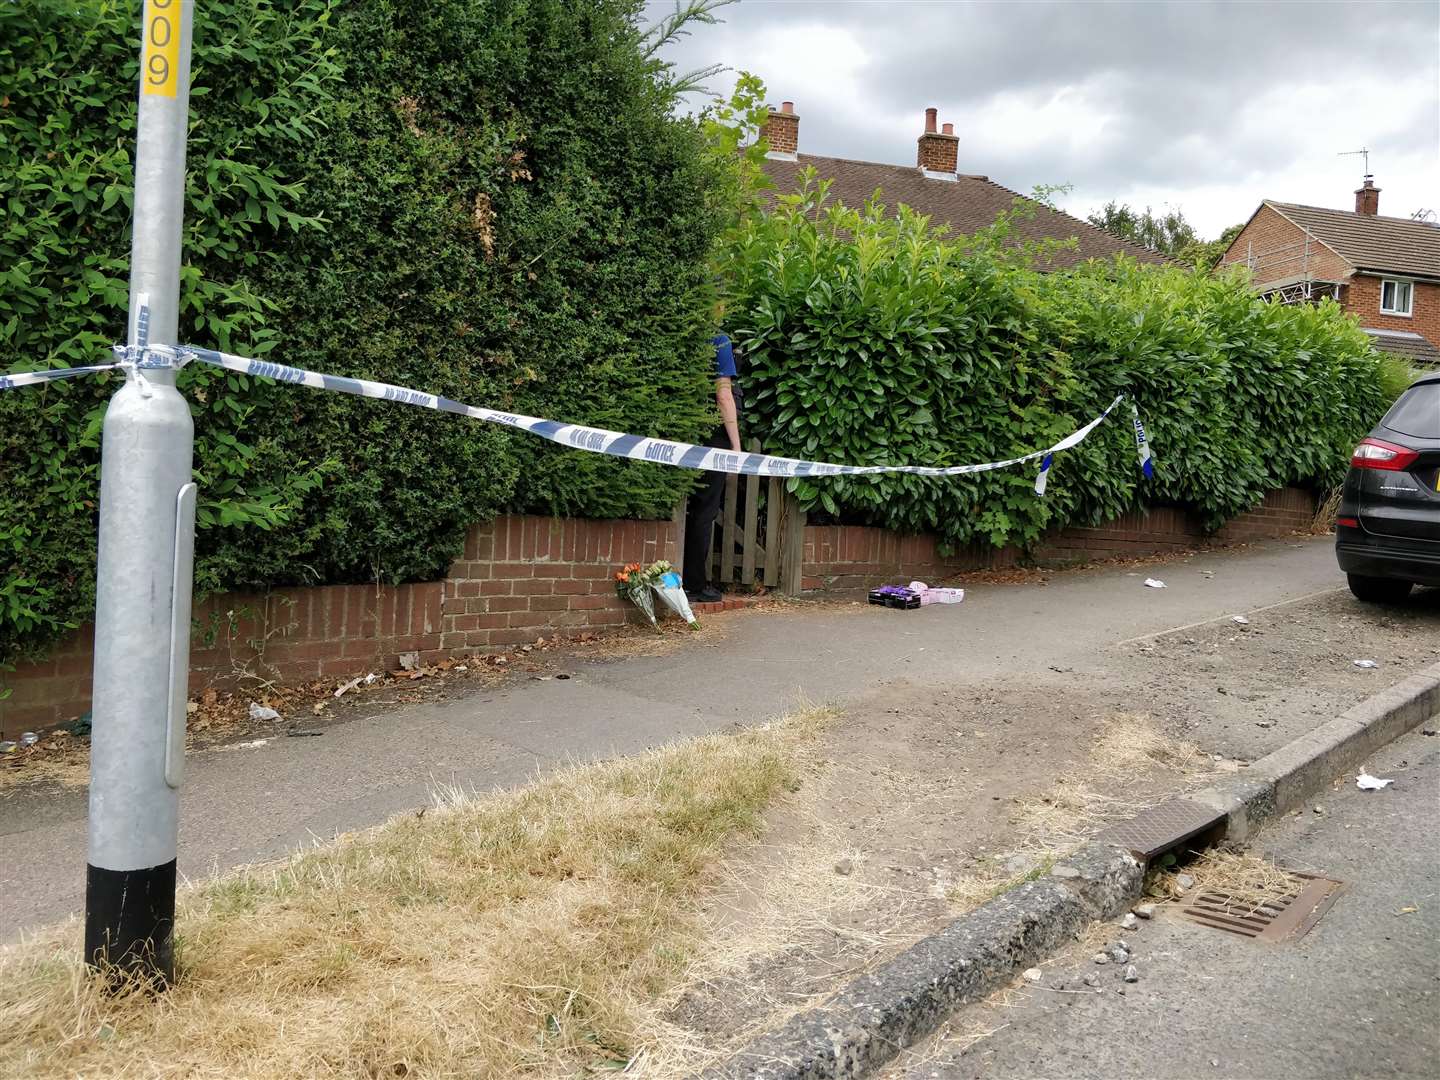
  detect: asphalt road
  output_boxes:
[0,536,1421,940]
[889,725,1440,1080]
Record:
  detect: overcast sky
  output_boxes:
[645,0,1440,238]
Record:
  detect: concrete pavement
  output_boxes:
[0,537,1401,939]
[888,724,1440,1079]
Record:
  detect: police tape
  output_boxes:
[176,344,1141,481]
[1132,402,1155,479]
[4,343,1154,485]
[0,363,122,391]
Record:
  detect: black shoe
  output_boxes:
[686,587,723,604]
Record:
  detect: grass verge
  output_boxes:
[0,705,836,1079]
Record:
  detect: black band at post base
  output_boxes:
[85,859,177,986]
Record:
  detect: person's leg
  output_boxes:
[683,470,726,594]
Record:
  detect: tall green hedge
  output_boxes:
[722,178,1394,550]
[1,0,731,663]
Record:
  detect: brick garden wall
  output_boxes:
[799,529,1020,592]
[1,515,675,736]
[802,488,1318,591]
[439,515,676,653]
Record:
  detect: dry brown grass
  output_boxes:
[1089,712,1206,779]
[0,706,838,1080]
[1311,487,1342,535]
[1147,849,1299,914]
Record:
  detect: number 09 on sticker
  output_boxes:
[142,0,181,98]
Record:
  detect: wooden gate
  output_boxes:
[672,438,806,594]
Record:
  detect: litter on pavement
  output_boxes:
[1356,773,1394,791]
[867,582,964,609]
[1231,615,1250,625]
[909,581,964,605]
[1143,578,1166,588]
[247,702,281,722]
[1352,659,1379,669]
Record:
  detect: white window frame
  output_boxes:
[1380,278,1414,317]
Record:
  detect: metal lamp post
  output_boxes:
[84,0,197,985]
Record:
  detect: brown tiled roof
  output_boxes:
[760,153,1170,270]
[1266,201,1440,281]
[1364,328,1440,368]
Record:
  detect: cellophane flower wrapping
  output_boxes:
[614,562,657,625]
[651,570,698,627]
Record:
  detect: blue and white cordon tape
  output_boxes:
[0,364,127,391]
[1132,403,1155,479]
[2,343,1155,489]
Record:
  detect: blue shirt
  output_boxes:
[711,333,737,379]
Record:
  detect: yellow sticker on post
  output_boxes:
[141,0,181,98]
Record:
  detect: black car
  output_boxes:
[1335,371,1440,602]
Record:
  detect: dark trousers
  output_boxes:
[683,469,727,592]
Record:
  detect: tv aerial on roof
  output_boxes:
[1338,147,1371,180]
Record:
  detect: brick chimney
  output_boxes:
[764,101,799,157]
[1354,177,1380,215]
[916,107,958,175]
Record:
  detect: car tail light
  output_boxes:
[1335,516,1359,528]
[1351,438,1419,471]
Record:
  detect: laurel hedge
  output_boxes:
[1,0,731,662]
[721,178,1398,551]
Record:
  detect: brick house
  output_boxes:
[1218,179,1440,367]
[758,102,1168,270]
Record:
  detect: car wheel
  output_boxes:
[1346,574,1413,603]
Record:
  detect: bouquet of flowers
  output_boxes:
[614,562,657,625]
[613,559,700,628]
[646,560,698,627]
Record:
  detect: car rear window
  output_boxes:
[1382,382,1440,439]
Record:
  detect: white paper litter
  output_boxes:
[1143,578,1167,589]
[216,738,271,753]
[362,672,379,685]
[1231,615,1249,625]
[1356,773,1393,791]
[1352,659,1379,669]
[247,702,280,722]
[334,676,362,698]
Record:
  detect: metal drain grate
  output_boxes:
[1175,872,1344,943]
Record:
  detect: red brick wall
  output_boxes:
[1030,506,1203,564]
[802,488,1318,590]
[1,514,675,736]
[800,527,1019,591]
[1219,204,1351,288]
[437,515,675,654]
[1342,274,1440,345]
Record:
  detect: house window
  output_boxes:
[1380,279,1413,316]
